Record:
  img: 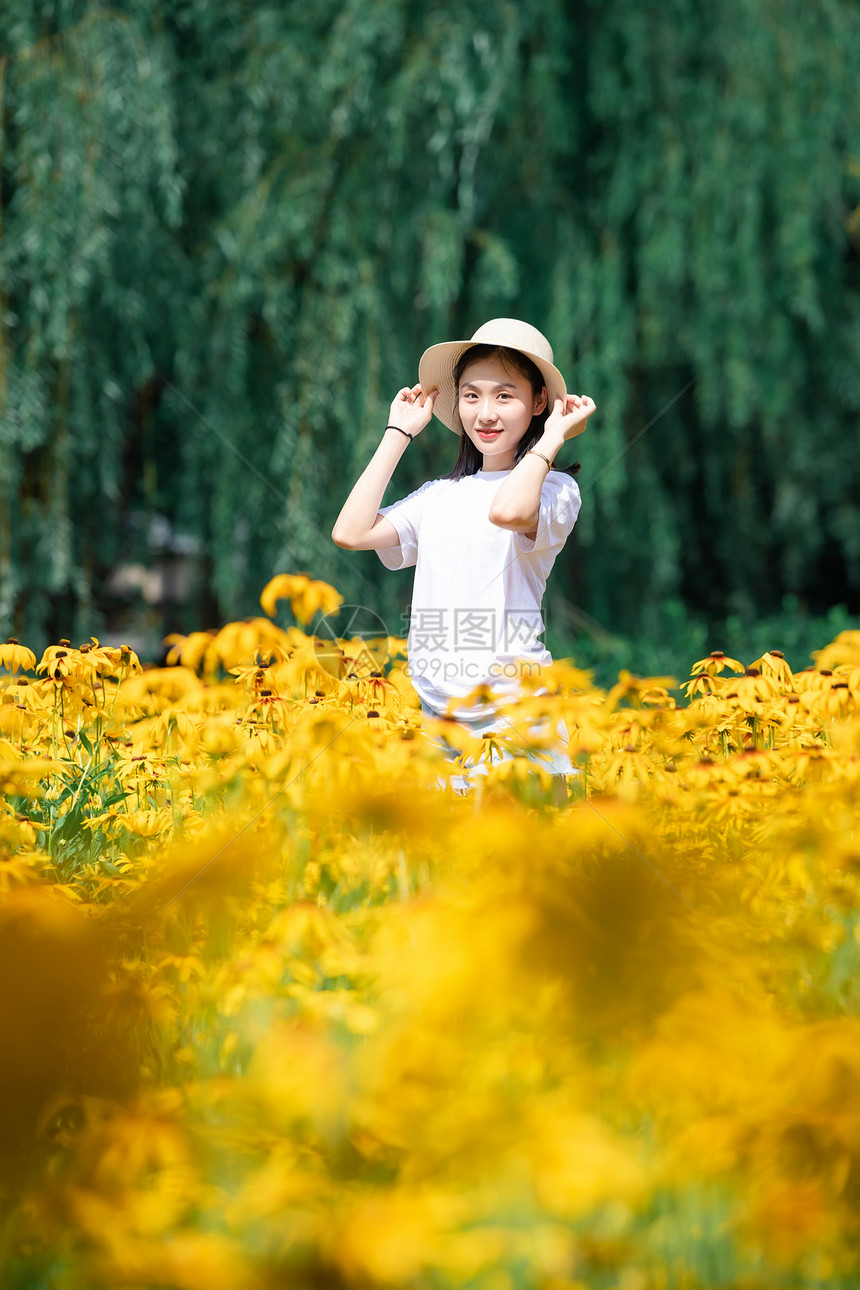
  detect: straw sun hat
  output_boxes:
[418,318,568,435]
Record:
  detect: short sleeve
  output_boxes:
[514,473,582,557]
[375,479,439,571]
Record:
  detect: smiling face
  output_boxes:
[457,356,548,472]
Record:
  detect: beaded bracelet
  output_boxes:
[386,424,413,442]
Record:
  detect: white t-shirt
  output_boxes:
[377,468,581,720]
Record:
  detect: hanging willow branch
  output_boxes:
[1,0,859,648]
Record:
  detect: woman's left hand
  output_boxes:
[545,393,597,443]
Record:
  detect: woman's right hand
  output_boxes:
[545,393,597,444]
[387,384,437,439]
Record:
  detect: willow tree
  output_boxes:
[1,3,185,642]
[1,0,859,652]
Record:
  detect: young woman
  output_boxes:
[332,318,595,791]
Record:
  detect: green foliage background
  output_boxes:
[1,0,859,668]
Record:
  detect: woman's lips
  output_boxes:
[477,429,502,439]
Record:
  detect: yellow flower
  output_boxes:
[118,808,172,837]
[812,630,860,671]
[730,667,779,708]
[690,650,746,677]
[750,649,795,688]
[152,709,200,750]
[213,618,291,669]
[0,809,38,852]
[0,754,64,795]
[246,691,291,727]
[335,1188,457,1284]
[808,679,855,721]
[606,670,677,711]
[260,573,344,625]
[243,727,282,760]
[527,1103,646,1218]
[37,643,82,681]
[83,639,142,679]
[681,672,729,699]
[121,667,203,708]
[0,639,37,673]
[164,630,220,674]
[420,714,484,762]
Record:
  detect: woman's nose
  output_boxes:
[479,400,498,422]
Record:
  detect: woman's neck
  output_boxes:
[480,457,515,472]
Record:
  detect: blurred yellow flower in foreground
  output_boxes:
[0,578,859,1287]
[260,572,344,625]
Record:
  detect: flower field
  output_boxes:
[2,574,860,1288]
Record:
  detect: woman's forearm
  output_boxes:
[331,427,410,546]
[487,429,566,527]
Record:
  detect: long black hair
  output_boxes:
[441,343,581,481]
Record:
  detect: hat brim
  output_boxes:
[418,338,568,434]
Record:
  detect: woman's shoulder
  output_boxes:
[547,469,582,502]
[392,476,450,502]
[414,474,466,497]
[380,475,458,519]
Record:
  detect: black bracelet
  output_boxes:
[386,424,413,442]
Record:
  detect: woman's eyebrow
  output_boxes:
[459,380,518,391]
